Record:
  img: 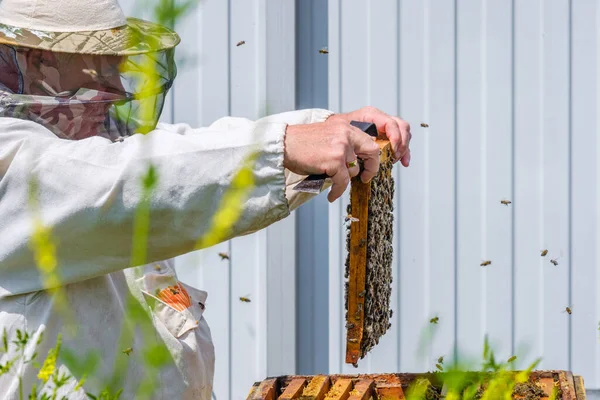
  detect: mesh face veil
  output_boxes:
[0,44,176,140]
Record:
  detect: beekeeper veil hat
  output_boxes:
[0,0,180,140]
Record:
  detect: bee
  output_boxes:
[437,356,444,364]
[420,123,429,128]
[500,200,512,206]
[169,288,179,295]
[348,338,358,343]
[507,355,517,363]
[239,295,251,303]
[122,347,133,356]
[436,363,443,371]
[550,258,560,266]
[218,252,230,261]
[153,264,161,271]
[358,290,366,298]
[319,47,329,54]
[563,306,572,315]
[480,260,492,267]
[430,316,439,324]
[346,322,355,329]
[343,214,359,225]
[541,249,548,257]
[236,40,246,47]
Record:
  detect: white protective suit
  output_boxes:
[0,108,334,399]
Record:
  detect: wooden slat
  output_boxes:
[249,378,277,400]
[573,375,586,400]
[246,384,259,400]
[279,378,308,399]
[376,384,406,400]
[536,377,556,398]
[345,140,392,365]
[558,371,576,400]
[347,379,375,400]
[300,375,331,400]
[323,378,353,400]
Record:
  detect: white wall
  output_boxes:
[325,0,600,390]
[121,0,600,395]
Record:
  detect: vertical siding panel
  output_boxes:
[327,0,344,375]
[296,0,330,376]
[365,0,400,373]
[483,0,513,362]
[571,0,599,387]
[228,1,268,398]
[265,0,297,377]
[513,0,543,362]
[456,0,485,362]
[427,0,457,368]
[334,1,373,376]
[172,1,232,398]
[541,0,570,370]
[398,0,428,372]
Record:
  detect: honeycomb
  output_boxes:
[344,142,395,363]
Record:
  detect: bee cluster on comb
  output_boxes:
[344,139,395,366]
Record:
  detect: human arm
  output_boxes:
[0,109,333,295]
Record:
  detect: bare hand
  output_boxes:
[328,106,412,167]
[284,118,380,202]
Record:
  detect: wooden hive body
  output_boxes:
[246,371,586,400]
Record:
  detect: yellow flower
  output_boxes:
[37,335,61,383]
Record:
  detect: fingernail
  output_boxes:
[395,150,401,160]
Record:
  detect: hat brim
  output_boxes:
[0,17,180,55]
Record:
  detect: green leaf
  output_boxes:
[2,329,7,353]
[142,164,158,191]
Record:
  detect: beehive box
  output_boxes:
[246,371,586,400]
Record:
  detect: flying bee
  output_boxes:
[438,356,444,364]
[236,40,246,47]
[563,306,573,315]
[480,260,492,267]
[239,295,251,303]
[507,355,517,363]
[420,122,429,128]
[122,347,133,356]
[500,199,512,206]
[541,249,548,257]
[319,47,329,54]
[436,363,443,371]
[430,316,439,324]
[343,214,359,225]
[218,252,230,261]
[550,258,560,266]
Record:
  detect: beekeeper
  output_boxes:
[0,0,411,398]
